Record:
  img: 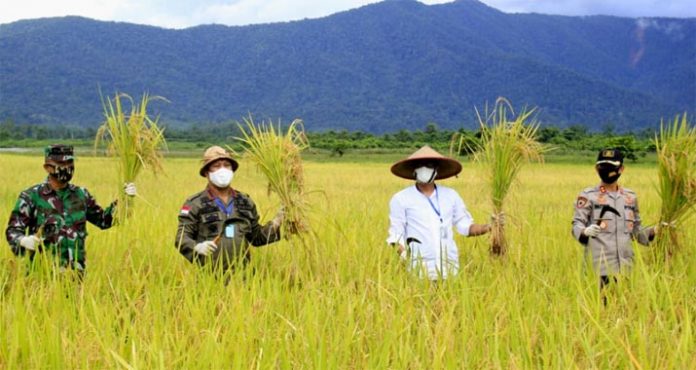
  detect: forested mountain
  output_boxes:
[0,0,694,132]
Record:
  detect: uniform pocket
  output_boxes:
[624,218,635,234]
[200,212,221,240]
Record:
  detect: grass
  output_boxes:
[0,154,694,368]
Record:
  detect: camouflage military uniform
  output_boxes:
[175,187,281,270]
[572,185,652,275]
[5,181,115,269]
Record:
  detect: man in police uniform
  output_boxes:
[175,146,284,271]
[572,148,658,289]
[5,144,136,276]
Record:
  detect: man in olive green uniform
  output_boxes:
[175,146,284,271]
[5,144,135,275]
[571,148,658,288]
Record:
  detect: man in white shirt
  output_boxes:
[387,146,500,280]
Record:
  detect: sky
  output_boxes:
[0,0,694,29]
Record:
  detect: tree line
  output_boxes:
[0,119,657,161]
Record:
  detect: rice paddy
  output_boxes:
[0,153,694,368]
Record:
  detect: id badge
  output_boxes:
[225,224,235,238]
[440,225,447,239]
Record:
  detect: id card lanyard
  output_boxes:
[424,187,447,239]
[214,198,235,237]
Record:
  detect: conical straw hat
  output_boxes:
[390,145,462,180]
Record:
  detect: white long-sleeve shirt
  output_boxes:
[387,184,474,280]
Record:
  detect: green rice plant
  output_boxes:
[653,113,696,259]
[94,92,167,223]
[472,98,546,256]
[234,115,310,236]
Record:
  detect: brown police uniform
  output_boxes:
[572,185,652,275]
[175,187,281,270]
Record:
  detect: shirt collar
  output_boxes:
[206,185,237,201]
[39,178,76,196]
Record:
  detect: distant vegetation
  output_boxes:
[0,118,656,161]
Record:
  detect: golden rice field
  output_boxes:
[0,153,694,368]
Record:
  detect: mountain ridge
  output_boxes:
[0,0,694,133]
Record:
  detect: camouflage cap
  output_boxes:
[596,148,623,166]
[45,144,74,162]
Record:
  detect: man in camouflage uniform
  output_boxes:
[5,144,135,276]
[571,148,659,289]
[175,146,284,271]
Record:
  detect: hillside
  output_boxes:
[0,0,694,132]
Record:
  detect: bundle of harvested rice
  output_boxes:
[472,98,546,256]
[94,93,167,223]
[654,113,696,259]
[234,116,310,236]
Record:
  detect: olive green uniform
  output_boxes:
[175,187,281,270]
[571,185,652,275]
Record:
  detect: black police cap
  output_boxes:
[596,148,623,166]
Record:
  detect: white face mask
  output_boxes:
[414,166,437,184]
[209,168,234,188]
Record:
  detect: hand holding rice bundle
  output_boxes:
[235,116,310,237]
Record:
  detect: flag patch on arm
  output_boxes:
[180,205,191,216]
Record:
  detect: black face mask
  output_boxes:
[597,164,621,184]
[48,164,74,183]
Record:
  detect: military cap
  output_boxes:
[45,144,74,162]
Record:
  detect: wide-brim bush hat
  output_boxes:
[390,145,462,180]
[199,145,239,177]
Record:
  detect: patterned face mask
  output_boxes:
[47,164,74,183]
[414,166,437,184]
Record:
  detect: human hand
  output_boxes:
[124,182,137,197]
[583,224,601,237]
[271,207,285,230]
[19,235,41,251]
[490,212,505,227]
[654,221,676,237]
[193,241,218,256]
[390,243,407,261]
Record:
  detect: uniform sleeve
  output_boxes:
[386,194,406,246]
[452,192,473,237]
[84,188,115,230]
[631,196,652,246]
[5,191,34,256]
[243,197,281,247]
[175,200,199,262]
[572,191,592,244]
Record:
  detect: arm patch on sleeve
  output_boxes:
[576,196,588,209]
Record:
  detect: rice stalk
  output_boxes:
[94,92,167,223]
[234,115,310,237]
[472,98,547,256]
[653,113,696,260]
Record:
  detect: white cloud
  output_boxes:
[482,0,696,18]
